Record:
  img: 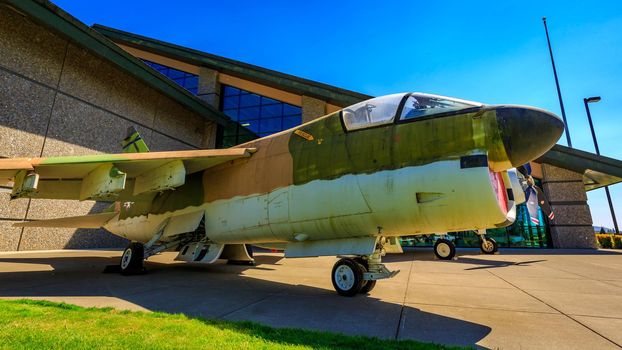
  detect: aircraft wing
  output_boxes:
[0,148,256,201]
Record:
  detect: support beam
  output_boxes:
[133,160,185,195]
[79,164,126,201]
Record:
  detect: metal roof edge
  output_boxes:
[538,144,622,179]
[92,24,372,107]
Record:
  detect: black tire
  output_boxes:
[120,242,144,275]
[434,238,456,260]
[480,237,498,254]
[353,257,368,270]
[490,237,499,253]
[352,259,375,294]
[331,258,365,296]
[359,280,377,294]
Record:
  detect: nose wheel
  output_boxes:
[479,237,498,254]
[434,238,456,260]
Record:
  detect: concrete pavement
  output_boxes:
[1,248,621,349]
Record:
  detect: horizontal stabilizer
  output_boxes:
[13,212,118,228]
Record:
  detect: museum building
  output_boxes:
[1,0,621,251]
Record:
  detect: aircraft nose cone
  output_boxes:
[495,106,564,167]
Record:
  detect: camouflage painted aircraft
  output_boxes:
[0,93,563,296]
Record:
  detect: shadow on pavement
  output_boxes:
[459,258,547,271]
[0,253,492,348]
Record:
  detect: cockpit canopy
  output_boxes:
[342,93,482,131]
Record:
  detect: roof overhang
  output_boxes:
[537,144,622,191]
[1,0,229,126]
[92,24,372,107]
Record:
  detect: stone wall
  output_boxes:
[197,67,219,149]
[301,95,327,123]
[0,6,209,251]
[541,163,596,248]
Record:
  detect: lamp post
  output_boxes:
[584,96,619,234]
[543,17,572,147]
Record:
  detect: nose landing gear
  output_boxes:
[478,229,498,254]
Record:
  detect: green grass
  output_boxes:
[0,299,466,350]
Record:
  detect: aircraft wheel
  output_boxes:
[352,259,376,294]
[331,258,365,297]
[120,242,145,275]
[434,238,456,260]
[480,237,498,254]
[359,280,377,294]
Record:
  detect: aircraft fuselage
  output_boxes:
[105,99,563,248]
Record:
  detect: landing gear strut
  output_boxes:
[477,230,498,254]
[331,240,399,297]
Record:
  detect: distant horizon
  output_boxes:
[593,225,618,233]
[54,0,622,228]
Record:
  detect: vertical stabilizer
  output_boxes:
[120,126,150,153]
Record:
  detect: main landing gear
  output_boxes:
[477,229,498,254]
[331,243,399,296]
[433,238,456,260]
[118,218,183,275]
[120,242,145,275]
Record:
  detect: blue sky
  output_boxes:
[56,0,622,229]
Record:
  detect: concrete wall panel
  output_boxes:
[0,221,22,252]
[0,7,208,251]
[152,96,203,147]
[543,181,588,203]
[542,163,596,249]
[0,197,29,221]
[58,44,158,128]
[42,94,152,156]
[542,164,584,182]
[149,131,197,152]
[550,204,593,226]
[0,70,54,158]
[0,7,66,86]
[302,95,326,123]
[549,226,597,249]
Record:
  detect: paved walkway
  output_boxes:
[1,248,621,349]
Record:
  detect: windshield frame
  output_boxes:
[339,92,484,133]
[395,93,483,124]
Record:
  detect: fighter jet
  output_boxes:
[0,92,563,296]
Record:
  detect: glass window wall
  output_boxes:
[219,85,302,147]
[142,60,199,95]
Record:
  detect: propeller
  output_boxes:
[516,164,554,225]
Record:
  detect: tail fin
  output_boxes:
[120,126,150,153]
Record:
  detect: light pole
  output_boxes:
[584,96,619,234]
[543,17,572,147]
